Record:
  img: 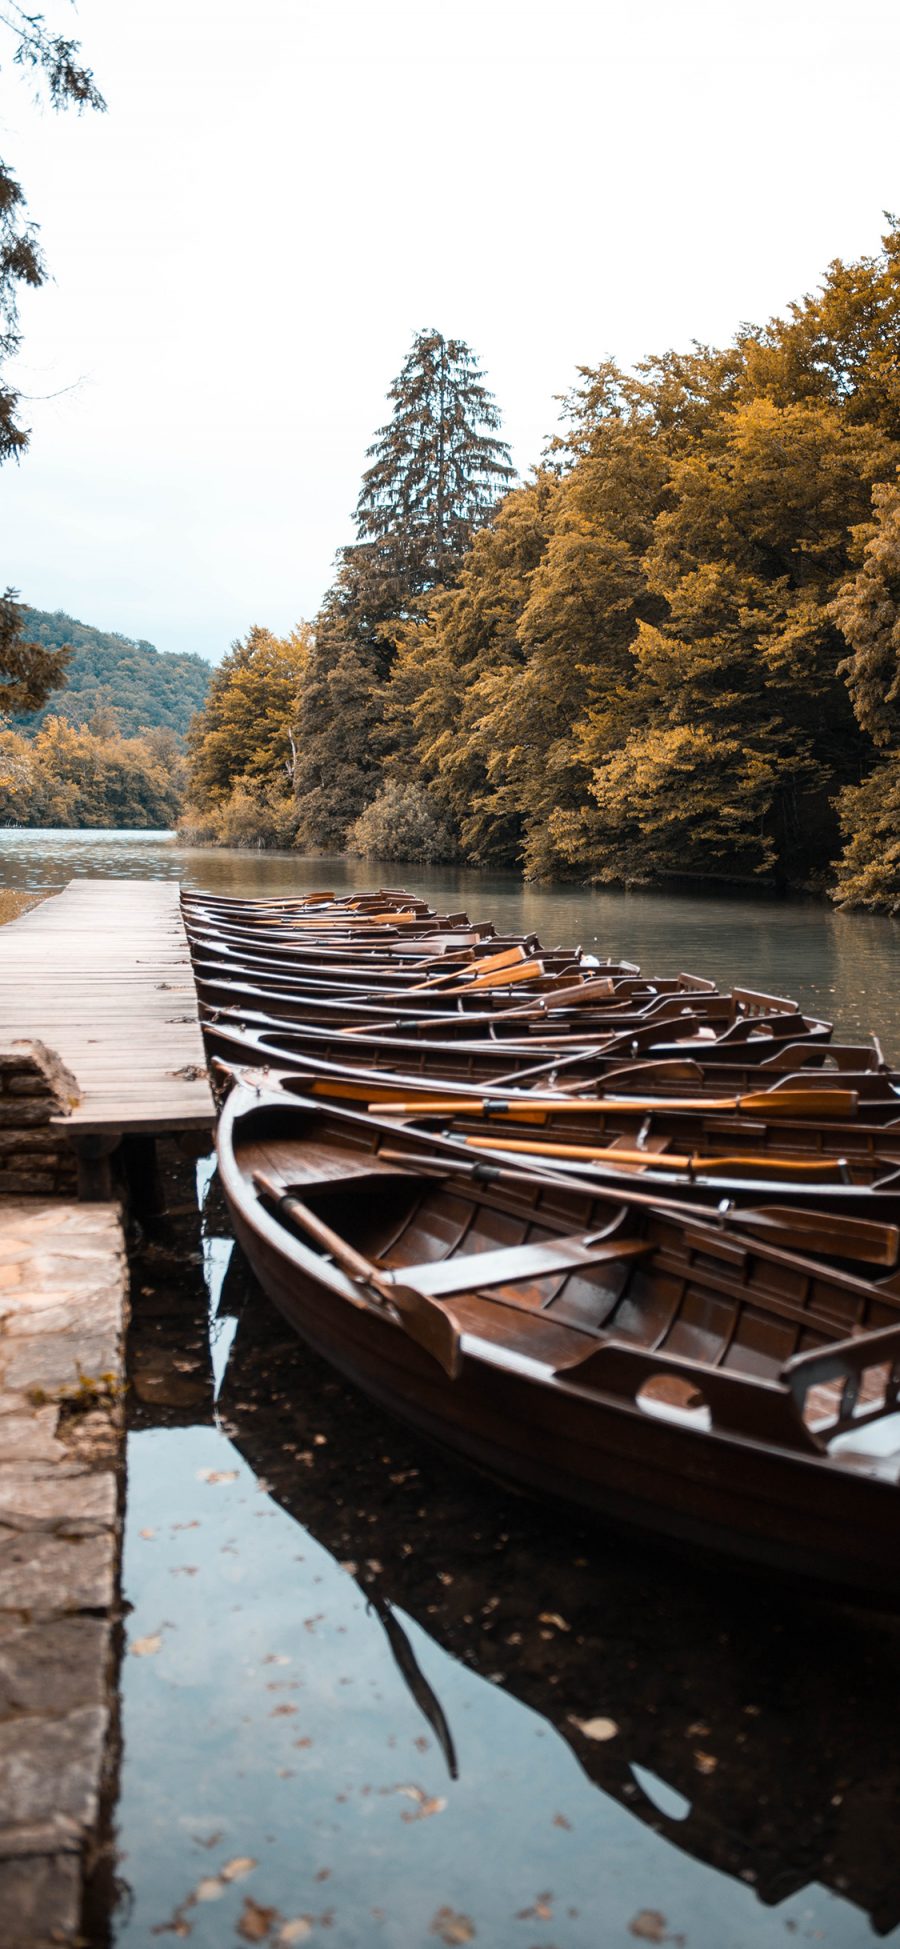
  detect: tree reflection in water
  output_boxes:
[213,1242,900,1939]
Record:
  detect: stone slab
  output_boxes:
[0,1470,115,1526]
[0,1197,127,1946]
[0,1702,108,1841]
[0,1851,83,1947]
[0,1616,110,1717]
[0,1531,115,1615]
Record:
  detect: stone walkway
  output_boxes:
[0,1200,127,1948]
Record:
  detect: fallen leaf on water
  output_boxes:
[237,1897,279,1941]
[538,1612,570,1632]
[430,1908,476,1944]
[150,1913,192,1938]
[139,1527,156,1540]
[279,1923,312,1945]
[195,1878,225,1903]
[628,1913,668,1942]
[130,1634,162,1658]
[694,1750,718,1775]
[401,1795,446,1822]
[196,1468,238,1485]
[570,1715,618,1742]
[395,1784,446,1818]
[553,1812,572,1830]
[221,1858,258,1883]
[516,1893,553,1920]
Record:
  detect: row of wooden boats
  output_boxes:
[183,885,900,1606]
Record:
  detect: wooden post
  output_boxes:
[71,1133,120,1202]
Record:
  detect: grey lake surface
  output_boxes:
[3,828,900,1948]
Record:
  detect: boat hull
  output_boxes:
[222,1180,900,1609]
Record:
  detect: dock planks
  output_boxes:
[0,878,214,1136]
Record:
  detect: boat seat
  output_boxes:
[389,1232,651,1299]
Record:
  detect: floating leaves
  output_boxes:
[628,1913,686,1946]
[430,1908,476,1945]
[196,1467,238,1485]
[516,1892,553,1921]
[150,1856,260,1934]
[394,1783,447,1821]
[195,1877,225,1903]
[629,1914,668,1943]
[130,1632,162,1658]
[570,1714,618,1741]
[238,1897,278,1941]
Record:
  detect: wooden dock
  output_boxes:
[0,880,214,1177]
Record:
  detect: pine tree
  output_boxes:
[293,329,514,849]
[354,328,515,620]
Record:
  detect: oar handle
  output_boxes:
[252,1169,390,1294]
[460,1135,848,1179]
[251,1169,463,1378]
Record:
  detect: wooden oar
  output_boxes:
[251,1169,462,1378]
[370,1087,860,1120]
[410,944,527,990]
[375,1149,900,1268]
[460,1133,847,1180]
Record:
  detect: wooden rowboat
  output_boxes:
[213,1060,900,1261]
[217,1084,900,1605]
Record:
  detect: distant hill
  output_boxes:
[14,607,212,741]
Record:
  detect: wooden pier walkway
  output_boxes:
[0,879,214,1155]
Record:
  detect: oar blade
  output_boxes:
[391,1286,463,1379]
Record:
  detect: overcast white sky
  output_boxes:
[1,0,899,663]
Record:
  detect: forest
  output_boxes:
[0,595,197,827]
[181,231,900,914]
[15,608,210,738]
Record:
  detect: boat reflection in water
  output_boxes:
[215,1255,900,1939]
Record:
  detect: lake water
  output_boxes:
[3,829,900,1948]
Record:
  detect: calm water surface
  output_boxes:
[1,825,898,1055]
[3,830,900,1947]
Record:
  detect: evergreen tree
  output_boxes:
[293,329,514,848]
[354,329,514,621]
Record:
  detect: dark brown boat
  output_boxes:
[199,1005,900,1108]
[217,1083,900,1606]
[213,1059,900,1251]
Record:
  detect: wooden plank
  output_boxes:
[0,878,214,1139]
